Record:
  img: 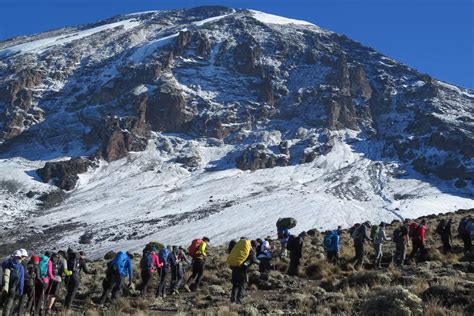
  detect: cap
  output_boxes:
[31,255,40,263]
[19,249,28,257]
[13,250,23,258]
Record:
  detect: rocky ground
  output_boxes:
[39,208,474,315]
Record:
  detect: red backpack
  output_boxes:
[188,239,202,257]
[409,223,419,238]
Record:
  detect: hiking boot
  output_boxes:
[173,289,179,295]
[183,284,191,292]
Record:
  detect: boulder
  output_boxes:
[37,158,95,191]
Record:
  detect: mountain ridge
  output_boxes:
[0,6,472,256]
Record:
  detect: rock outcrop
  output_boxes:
[37,158,95,191]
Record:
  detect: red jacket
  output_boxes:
[417,225,426,243]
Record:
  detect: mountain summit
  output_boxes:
[0,6,472,256]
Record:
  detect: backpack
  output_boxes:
[111,251,129,276]
[409,223,419,238]
[286,235,297,251]
[276,218,297,230]
[5,260,21,293]
[140,252,154,272]
[349,223,361,236]
[435,222,445,235]
[188,239,202,257]
[352,225,364,240]
[393,228,402,243]
[458,218,469,234]
[38,256,49,279]
[323,231,338,251]
[226,240,252,267]
[370,225,379,240]
[68,252,81,274]
[159,248,170,263]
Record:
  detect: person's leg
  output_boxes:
[140,271,151,298]
[35,283,45,315]
[99,281,113,305]
[354,242,363,269]
[2,292,15,316]
[65,277,80,310]
[194,260,204,288]
[111,276,124,301]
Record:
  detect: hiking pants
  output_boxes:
[461,233,472,253]
[187,259,204,288]
[156,266,168,298]
[230,266,247,303]
[34,281,46,315]
[394,242,407,266]
[18,283,35,315]
[354,241,365,269]
[2,291,16,316]
[326,251,339,265]
[140,270,152,298]
[258,258,271,272]
[279,239,288,257]
[100,273,124,304]
[170,266,184,292]
[288,254,301,276]
[410,239,425,259]
[374,243,383,268]
[441,235,451,254]
[65,276,80,309]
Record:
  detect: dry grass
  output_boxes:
[304,259,334,280]
[410,278,430,296]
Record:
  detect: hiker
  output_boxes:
[99,251,133,304]
[46,252,66,312]
[64,251,96,310]
[19,252,40,316]
[227,240,259,304]
[1,250,25,316]
[393,224,409,266]
[409,220,427,260]
[34,252,54,315]
[352,221,373,270]
[436,219,453,254]
[156,246,172,299]
[373,222,391,268]
[139,246,162,298]
[324,226,342,265]
[287,232,307,276]
[169,246,189,295]
[256,238,272,272]
[185,237,209,291]
[458,216,473,254]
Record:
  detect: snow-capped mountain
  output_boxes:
[0,6,472,257]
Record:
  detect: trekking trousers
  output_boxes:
[18,283,35,315]
[65,276,80,309]
[230,266,247,303]
[354,241,365,269]
[441,236,451,254]
[374,243,383,267]
[170,266,184,292]
[140,270,152,298]
[2,291,17,316]
[461,233,472,253]
[34,281,46,315]
[187,259,205,288]
[287,254,301,276]
[100,274,124,304]
[156,266,168,298]
[410,239,425,258]
[326,251,339,265]
[394,242,407,266]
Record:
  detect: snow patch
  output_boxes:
[249,10,314,26]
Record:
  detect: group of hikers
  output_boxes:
[1,215,473,314]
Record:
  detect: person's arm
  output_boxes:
[383,230,390,241]
[127,259,133,284]
[19,264,25,296]
[81,259,95,274]
[153,253,163,268]
[421,226,426,244]
[48,260,54,280]
[335,235,340,252]
[364,226,372,241]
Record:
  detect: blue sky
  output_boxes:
[1,0,473,88]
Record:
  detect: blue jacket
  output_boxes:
[324,231,341,252]
[2,258,25,296]
[278,227,290,241]
[112,252,133,283]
